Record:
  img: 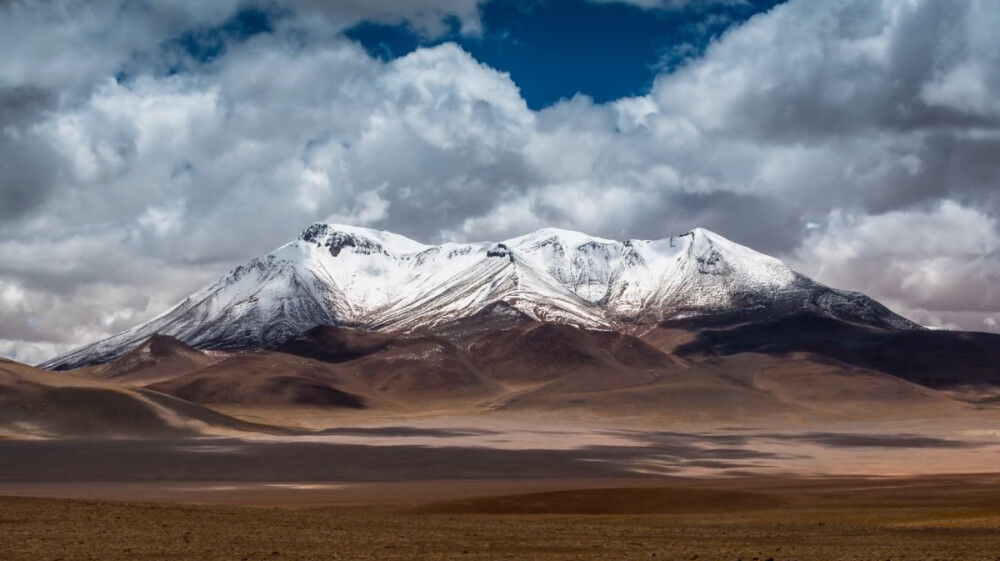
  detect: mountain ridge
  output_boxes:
[43,224,919,370]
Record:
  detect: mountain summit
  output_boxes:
[44,224,917,369]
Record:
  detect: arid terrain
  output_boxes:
[4,317,1000,559]
[4,475,1000,561]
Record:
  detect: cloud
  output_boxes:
[790,201,1000,329]
[2,0,1000,361]
[0,228,224,349]
[0,35,541,356]
[0,0,245,92]
[654,0,1000,135]
[0,340,78,367]
[0,86,62,221]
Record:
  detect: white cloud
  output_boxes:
[4,0,1000,362]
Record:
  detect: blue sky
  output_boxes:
[347,0,786,109]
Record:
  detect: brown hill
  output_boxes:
[226,321,976,423]
[72,334,218,387]
[465,323,685,391]
[344,336,503,401]
[29,315,990,429]
[274,326,504,403]
[490,350,969,425]
[0,358,274,439]
[148,352,367,408]
[150,335,503,409]
[750,352,961,417]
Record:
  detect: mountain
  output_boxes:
[43,224,918,370]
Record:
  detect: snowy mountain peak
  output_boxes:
[43,224,920,370]
[297,223,429,256]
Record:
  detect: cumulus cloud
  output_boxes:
[2,0,1000,362]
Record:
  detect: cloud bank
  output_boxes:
[1,0,998,363]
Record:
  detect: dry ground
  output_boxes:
[4,477,1000,560]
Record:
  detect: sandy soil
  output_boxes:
[4,476,1000,560]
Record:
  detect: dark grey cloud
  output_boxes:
[0,86,61,221]
[0,1,244,93]
[1,0,999,364]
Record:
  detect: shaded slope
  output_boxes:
[673,313,1000,390]
[494,351,969,424]
[275,325,395,363]
[750,353,961,417]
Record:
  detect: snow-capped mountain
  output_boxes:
[44,224,918,369]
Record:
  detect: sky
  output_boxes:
[1,0,998,364]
